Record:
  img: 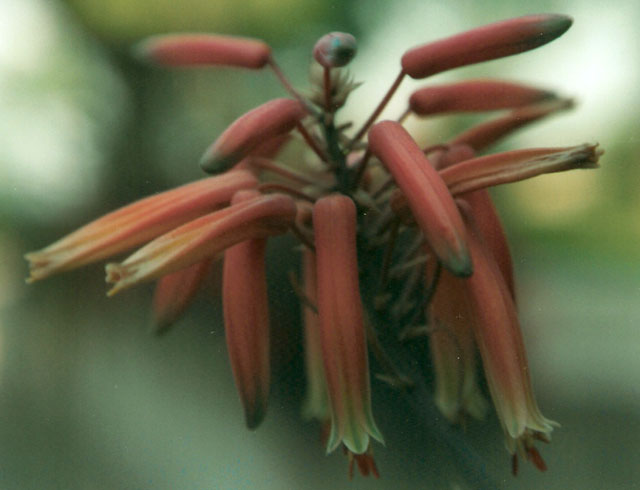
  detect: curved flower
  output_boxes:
[200,98,307,174]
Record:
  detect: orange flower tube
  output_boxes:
[441,144,601,195]
[312,194,383,454]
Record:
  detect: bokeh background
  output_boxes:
[1,0,639,488]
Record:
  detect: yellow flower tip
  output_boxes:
[105,264,130,296]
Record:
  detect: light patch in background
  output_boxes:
[346,1,466,135]
[0,0,128,225]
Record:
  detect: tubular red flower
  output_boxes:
[429,265,487,423]
[313,195,383,454]
[440,144,601,195]
[105,193,296,295]
[409,79,556,116]
[200,98,307,174]
[222,189,271,429]
[152,259,212,334]
[464,217,556,464]
[24,170,257,282]
[401,14,572,79]
[434,144,516,300]
[450,98,574,151]
[301,249,329,421]
[368,121,472,277]
[136,34,271,69]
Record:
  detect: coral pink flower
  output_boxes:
[450,98,574,151]
[312,195,383,455]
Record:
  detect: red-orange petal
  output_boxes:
[440,145,600,195]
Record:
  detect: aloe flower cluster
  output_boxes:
[25,14,601,479]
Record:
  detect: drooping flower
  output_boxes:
[312,194,384,455]
[462,213,557,472]
[222,190,272,429]
[25,14,602,480]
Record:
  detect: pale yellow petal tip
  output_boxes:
[24,252,51,283]
[105,263,129,296]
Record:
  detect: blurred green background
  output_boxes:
[1,0,639,488]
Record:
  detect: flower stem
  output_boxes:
[351,70,406,145]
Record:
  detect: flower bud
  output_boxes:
[409,79,555,116]
[401,15,572,79]
[313,32,357,68]
[200,98,306,174]
[136,33,271,69]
